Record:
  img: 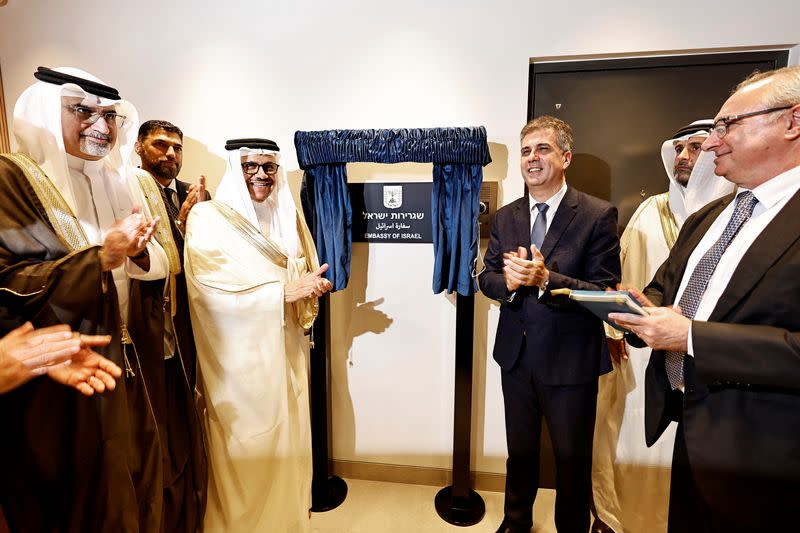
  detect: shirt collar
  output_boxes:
[529,179,567,212]
[744,164,800,211]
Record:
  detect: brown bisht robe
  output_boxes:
[0,155,164,533]
[131,171,208,533]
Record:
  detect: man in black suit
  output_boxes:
[133,119,210,533]
[610,66,800,532]
[480,116,621,533]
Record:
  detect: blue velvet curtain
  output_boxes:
[299,163,352,291]
[295,127,491,295]
[431,162,483,295]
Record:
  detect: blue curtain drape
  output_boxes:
[299,163,352,291]
[295,127,491,296]
[431,163,483,295]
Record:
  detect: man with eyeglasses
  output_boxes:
[0,66,169,532]
[592,120,734,533]
[132,120,210,533]
[183,138,330,532]
[609,65,800,531]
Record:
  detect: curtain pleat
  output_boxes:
[295,128,490,295]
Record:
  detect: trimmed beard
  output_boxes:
[80,136,111,158]
[674,170,690,187]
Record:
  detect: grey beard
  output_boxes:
[80,136,111,158]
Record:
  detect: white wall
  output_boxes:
[1,0,797,475]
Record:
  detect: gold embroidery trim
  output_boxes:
[655,193,679,249]
[1,153,134,356]
[209,200,289,268]
[134,168,182,276]
[205,202,320,329]
[1,153,89,251]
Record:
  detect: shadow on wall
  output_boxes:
[286,169,305,211]
[471,140,509,471]
[177,136,227,195]
[484,142,509,206]
[330,242,394,460]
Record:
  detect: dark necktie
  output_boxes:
[530,203,549,250]
[160,186,184,252]
[665,191,758,389]
[162,186,180,221]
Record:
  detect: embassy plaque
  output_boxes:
[349,182,432,243]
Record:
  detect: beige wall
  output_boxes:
[0,0,797,477]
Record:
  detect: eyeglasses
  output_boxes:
[711,105,792,139]
[63,104,126,127]
[241,161,280,176]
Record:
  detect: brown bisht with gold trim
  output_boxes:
[0,153,164,533]
[132,167,208,533]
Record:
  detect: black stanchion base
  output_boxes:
[434,485,485,526]
[311,475,348,513]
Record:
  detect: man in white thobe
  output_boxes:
[184,137,331,533]
[592,120,734,533]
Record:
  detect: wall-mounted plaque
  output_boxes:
[349,182,432,243]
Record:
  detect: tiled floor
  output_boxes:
[310,479,557,533]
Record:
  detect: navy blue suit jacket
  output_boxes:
[479,186,620,385]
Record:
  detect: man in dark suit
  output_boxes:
[133,119,211,533]
[480,116,621,533]
[610,66,800,532]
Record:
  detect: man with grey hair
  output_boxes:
[0,66,168,532]
[481,116,620,533]
[610,65,800,531]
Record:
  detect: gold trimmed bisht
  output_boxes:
[1,152,139,377]
[134,168,182,318]
[208,200,321,330]
[655,193,679,250]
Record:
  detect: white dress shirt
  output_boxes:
[684,165,800,356]
[529,180,568,236]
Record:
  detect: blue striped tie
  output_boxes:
[665,191,758,390]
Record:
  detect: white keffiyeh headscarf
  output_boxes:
[660,119,735,225]
[215,139,300,258]
[12,67,140,223]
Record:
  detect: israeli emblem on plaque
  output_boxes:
[383,185,403,209]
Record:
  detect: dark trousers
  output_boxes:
[501,359,598,533]
[669,416,794,533]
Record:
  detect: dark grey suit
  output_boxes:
[644,189,800,532]
[480,185,620,532]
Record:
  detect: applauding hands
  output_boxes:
[0,323,121,395]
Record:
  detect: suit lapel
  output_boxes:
[512,196,531,251]
[175,179,189,205]
[540,186,577,261]
[664,196,732,304]
[709,188,800,321]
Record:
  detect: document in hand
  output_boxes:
[550,289,646,332]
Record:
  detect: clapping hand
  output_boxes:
[0,323,120,395]
[101,206,160,271]
[503,245,549,292]
[177,175,208,231]
[285,264,333,303]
